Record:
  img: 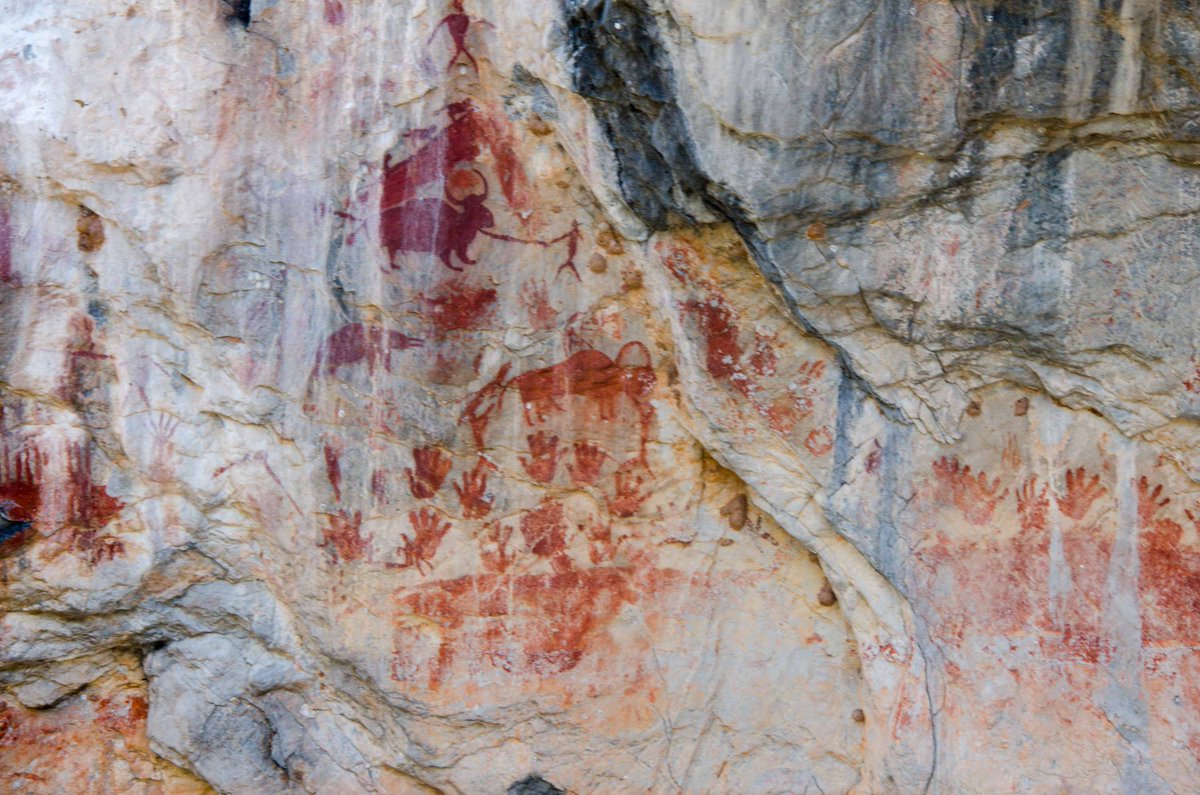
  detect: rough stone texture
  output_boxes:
[2,0,1200,792]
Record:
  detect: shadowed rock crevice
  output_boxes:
[508,774,566,795]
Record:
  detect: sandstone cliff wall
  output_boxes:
[2,1,1199,792]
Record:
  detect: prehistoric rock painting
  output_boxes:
[406,447,453,499]
[427,0,492,73]
[380,168,497,270]
[0,665,210,793]
[461,342,657,465]
[658,238,833,439]
[317,322,422,377]
[390,487,682,690]
[320,510,370,564]
[0,435,124,564]
[930,456,1009,526]
[377,99,580,275]
[422,278,497,334]
[392,508,452,574]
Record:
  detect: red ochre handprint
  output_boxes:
[1016,476,1049,532]
[454,457,495,519]
[480,520,515,574]
[568,441,608,486]
[608,461,651,518]
[931,456,1009,526]
[1055,467,1106,521]
[406,447,452,499]
[320,510,371,564]
[391,508,451,575]
[519,432,561,483]
[1136,476,1172,528]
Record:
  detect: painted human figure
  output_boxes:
[428,0,493,73]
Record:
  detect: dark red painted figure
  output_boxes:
[320,322,422,376]
[380,171,496,271]
[380,101,486,209]
[428,0,493,73]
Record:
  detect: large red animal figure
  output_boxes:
[379,170,496,271]
[460,342,657,462]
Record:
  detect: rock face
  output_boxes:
[2,0,1199,792]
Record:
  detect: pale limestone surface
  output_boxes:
[0,1,1198,793]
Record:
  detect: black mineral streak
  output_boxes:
[563,0,709,230]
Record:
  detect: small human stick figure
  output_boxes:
[480,220,583,281]
[428,0,494,73]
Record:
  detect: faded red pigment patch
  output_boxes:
[320,510,370,564]
[0,204,17,285]
[930,456,1009,526]
[567,441,607,486]
[72,529,125,566]
[61,315,111,406]
[371,469,388,503]
[319,322,422,377]
[323,442,343,501]
[424,279,496,332]
[520,499,568,561]
[681,283,828,436]
[92,693,149,734]
[685,297,745,389]
[916,468,1113,664]
[749,332,778,377]
[394,566,639,688]
[0,675,207,793]
[1139,478,1200,644]
[323,0,344,24]
[522,279,557,331]
[608,461,651,518]
[803,427,834,457]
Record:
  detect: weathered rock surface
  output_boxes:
[2,1,1199,792]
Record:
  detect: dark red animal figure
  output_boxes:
[428,0,492,73]
[380,170,495,271]
[320,322,422,376]
[461,342,657,463]
[510,343,653,424]
[381,101,486,208]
